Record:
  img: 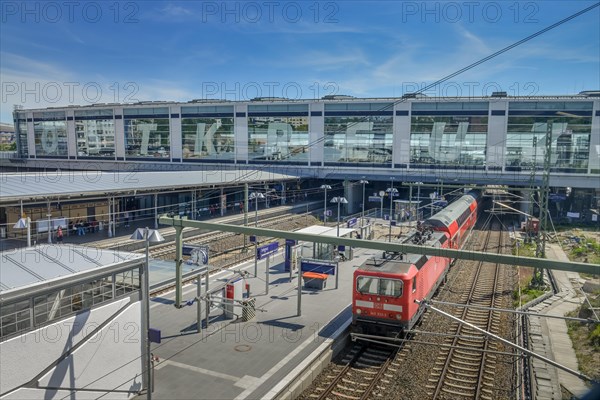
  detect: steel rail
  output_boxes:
[431,228,497,399]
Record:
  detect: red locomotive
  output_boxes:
[352,191,480,335]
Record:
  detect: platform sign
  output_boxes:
[149,328,162,344]
[549,193,567,202]
[285,239,298,246]
[346,217,357,228]
[249,235,257,243]
[338,245,346,251]
[300,261,336,275]
[384,214,390,221]
[368,196,382,203]
[257,241,279,260]
[324,210,332,217]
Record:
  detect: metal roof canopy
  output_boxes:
[295,225,355,237]
[159,216,599,275]
[0,169,297,203]
[0,244,144,301]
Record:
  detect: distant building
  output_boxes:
[0,123,15,144]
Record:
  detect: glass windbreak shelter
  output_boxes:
[0,245,144,341]
[296,225,356,261]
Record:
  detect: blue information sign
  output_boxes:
[249,235,257,243]
[149,328,161,344]
[300,261,336,275]
[257,241,279,260]
[285,239,298,246]
[347,217,357,228]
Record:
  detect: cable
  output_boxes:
[51,4,600,398]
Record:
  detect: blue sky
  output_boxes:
[1,1,598,122]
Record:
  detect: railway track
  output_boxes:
[426,225,509,400]
[147,213,305,258]
[86,202,319,251]
[302,221,516,400]
[308,343,397,400]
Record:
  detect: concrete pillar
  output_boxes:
[66,109,76,159]
[170,105,182,161]
[309,102,324,166]
[487,99,508,171]
[174,222,184,308]
[344,180,361,214]
[26,112,35,158]
[393,102,411,166]
[588,99,600,174]
[114,107,125,159]
[235,104,248,163]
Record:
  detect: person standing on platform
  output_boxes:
[57,226,64,243]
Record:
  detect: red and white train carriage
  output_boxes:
[352,191,480,335]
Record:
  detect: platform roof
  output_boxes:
[0,169,296,202]
[0,244,144,301]
[295,225,355,237]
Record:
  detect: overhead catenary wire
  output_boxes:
[53,4,600,398]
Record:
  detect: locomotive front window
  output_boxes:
[356,276,403,297]
[357,276,379,295]
[380,279,403,297]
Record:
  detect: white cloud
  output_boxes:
[0,52,194,122]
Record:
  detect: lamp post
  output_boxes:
[13,216,31,247]
[249,192,265,227]
[320,184,331,225]
[386,185,398,242]
[359,179,368,227]
[249,192,265,277]
[130,227,165,400]
[330,197,348,237]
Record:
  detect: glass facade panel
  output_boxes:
[1,268,138,340]
[248,115,309,162]
[182,117,235,160]
[124,108,170,158]
[16,118,28,157]
[410,116,488,166]
[324,115,393,163]
[505,119,592,171]
[33,112,67,157]
[75,119,116,157]
[0,299,30,338]
[506,102,593,172]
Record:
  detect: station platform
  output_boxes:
[141,245,377,399]
[0,201,316,252]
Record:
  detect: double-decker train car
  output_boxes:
[422,190,480,249]
[351,191,480,335]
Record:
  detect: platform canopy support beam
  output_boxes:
[159,216,599,275]
[174,221,184,308]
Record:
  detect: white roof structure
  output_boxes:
[0,244,144,300]
[0,169,296,202]
[295,225,355,237]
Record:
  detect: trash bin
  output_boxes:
[241,298,256,321]
[302,272,328,290]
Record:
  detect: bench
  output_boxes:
[302,272,328,290]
